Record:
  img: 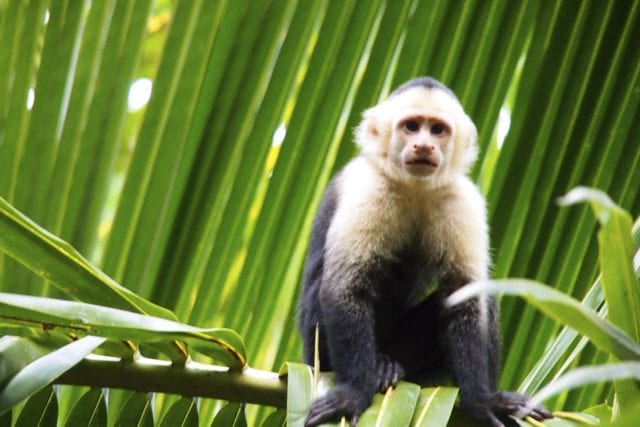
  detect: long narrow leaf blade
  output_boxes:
[64,388,107,427]
[559,187,640,342]
[411,387,458,427]
[447,280,640,361]
[285,362,314,427]
[0,293,246,368]
[115,393,153,427]
[358,382,421,426]
[211,402,247,427]
[0,196,175,320]
[528,362,640,411]
[0,336,55,385]
[158,397,198,427]
[15,386,57,427]
[0,336,105,414]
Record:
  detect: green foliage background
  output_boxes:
[0,0,638,424]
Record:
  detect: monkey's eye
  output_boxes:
[403,120,420,132]
[430,123,447,135]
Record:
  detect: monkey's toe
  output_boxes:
[527,405,553,422]
[493,391,552,421]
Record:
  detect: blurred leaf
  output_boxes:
[14,386,57,427]
[529,362,640,410]
[559,187,640,342]
[518,220,640,404]
[560,187,640,412]
[603,403,640,426]
[517,279,606,396]
[535,412,600,427]
[358,382,420,426]
[0,336,104,415]
[583,403,612,423]
[0,196,175,320]
[211,402,247,427]
[551,411,602,426]
[0,293,245,368]
[64,388,106,427]
[115,393,153,427]
[158,397,198,427]
[411,387,458,427]
[0,336,55,386]
[285,362,314,427]
[0,411,11,426]
[447,280,640,361]
[260,410,286,427]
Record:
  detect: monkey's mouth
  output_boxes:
[406,158,438,168]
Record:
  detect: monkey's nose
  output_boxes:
[413,144,435,154]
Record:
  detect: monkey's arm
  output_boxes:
[440,184,551,426]
[442,275,552,426]
[304,264,403,427]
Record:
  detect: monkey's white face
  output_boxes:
[355,86,478,184]
[391,111,454,178]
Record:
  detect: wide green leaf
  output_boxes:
[529,362,640,411]
[211,402,247,427]
[559,187,640,342]
[358,382,421,426]
[0,293,246,368]
[64,388,106,427]
[518,219,640,403]
[14,386,57,427]
[0,336,105,414]
[411,387,458,427]
[0,336,57,385]
[0,196,175,320]
[447,280,640,361]
[260,410,286,427]
[284,362,314,427]
[158,397,198,427]
[115,392,153,427]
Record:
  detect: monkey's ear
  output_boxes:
[454,115,479,172]
[355,105,390,151]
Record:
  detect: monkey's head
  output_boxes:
[355,77,478,184]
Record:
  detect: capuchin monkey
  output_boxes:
[297,77,552,427]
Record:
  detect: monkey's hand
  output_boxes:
[375,353,405,392]
[466,391,553,427]
[304,385,370,427]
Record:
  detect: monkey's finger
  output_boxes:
[384,361,397,389]
[376,357,394,391]
[390,362,402,387]
[528,406,553,421]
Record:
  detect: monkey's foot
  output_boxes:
[375,353,405,392]
[304,385,370,427]
[467,391,553,427]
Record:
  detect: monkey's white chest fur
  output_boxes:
[326,156,489,284]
